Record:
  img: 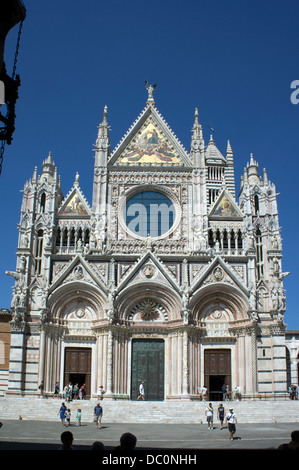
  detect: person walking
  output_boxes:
[225,408,237,440]
[59,402,67,426]
[76,409,82,426]
[94,403,103,429]
[205,403,214,429]
[217,403,225,429]
[137,382,145,400]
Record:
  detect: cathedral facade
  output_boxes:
[4,87,289,400]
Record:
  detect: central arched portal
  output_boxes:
[131,339,165,401]
[204,349,231,401]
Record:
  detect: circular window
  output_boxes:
[124,190,176,238]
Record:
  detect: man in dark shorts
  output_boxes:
[225,408,237,440]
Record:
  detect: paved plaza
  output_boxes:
[0,418,298,451]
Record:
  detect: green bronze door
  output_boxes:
[131,339,164,401]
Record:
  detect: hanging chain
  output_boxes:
[0,20,24,175]
[12,20,24,80]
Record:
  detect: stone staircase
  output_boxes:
[1,396,299,424]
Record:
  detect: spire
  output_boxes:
[263,168,268,185]
[92,105,110,214]
[95,106,110,148]
[225,139,236,199]
[42,151,55,176]
[192,107,203,141]
[94,105,110,166]
[191,107,204,166]
[247,153,260,185]
[226,140,233,155]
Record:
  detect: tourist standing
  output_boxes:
[65,408,71,427]
[80,383,86,399]
[38,381,44,397]
[98,385,105,400]
[94,403,103,429]
[225,408,237,440]
[205,403,214,429]
[76,409,82,426]
[59,402,67,426]
[234,386,241,400]
[137,382,145,400]
[54,382,60,398]
[201,385,207,401]
[73,383,79,399]
[217,403,225,430]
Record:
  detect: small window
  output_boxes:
[254,195,259,215]
[35,229,44,275]
[40,193,46,212]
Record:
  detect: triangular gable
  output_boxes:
[109,105,192,167]
[209,190,243,219]
[116,250,181,293]
[49,255,107,294]
[58,187,91,218]
[190,255,248,296]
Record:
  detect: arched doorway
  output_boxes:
[204,349,231,400]
[64,347,91,398]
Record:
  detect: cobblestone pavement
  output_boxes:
[0,419,298,450]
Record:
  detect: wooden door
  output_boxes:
[64,347,91,397]
[204,349,231,400]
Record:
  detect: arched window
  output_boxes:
[256,228,264,279]
[254,195,259,215]
[35,229,43,275]
[40,193,46,212]
[56,227,61,247]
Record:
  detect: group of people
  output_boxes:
[54,382,87,401]
[58,402,103,429]
[198,385,241,401]
[59,402,82,427]
[205,403,238,440]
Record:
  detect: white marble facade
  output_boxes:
[4,86,292,400]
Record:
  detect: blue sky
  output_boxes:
[0,0,298,328]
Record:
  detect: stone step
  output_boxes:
[1,397,299,423]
